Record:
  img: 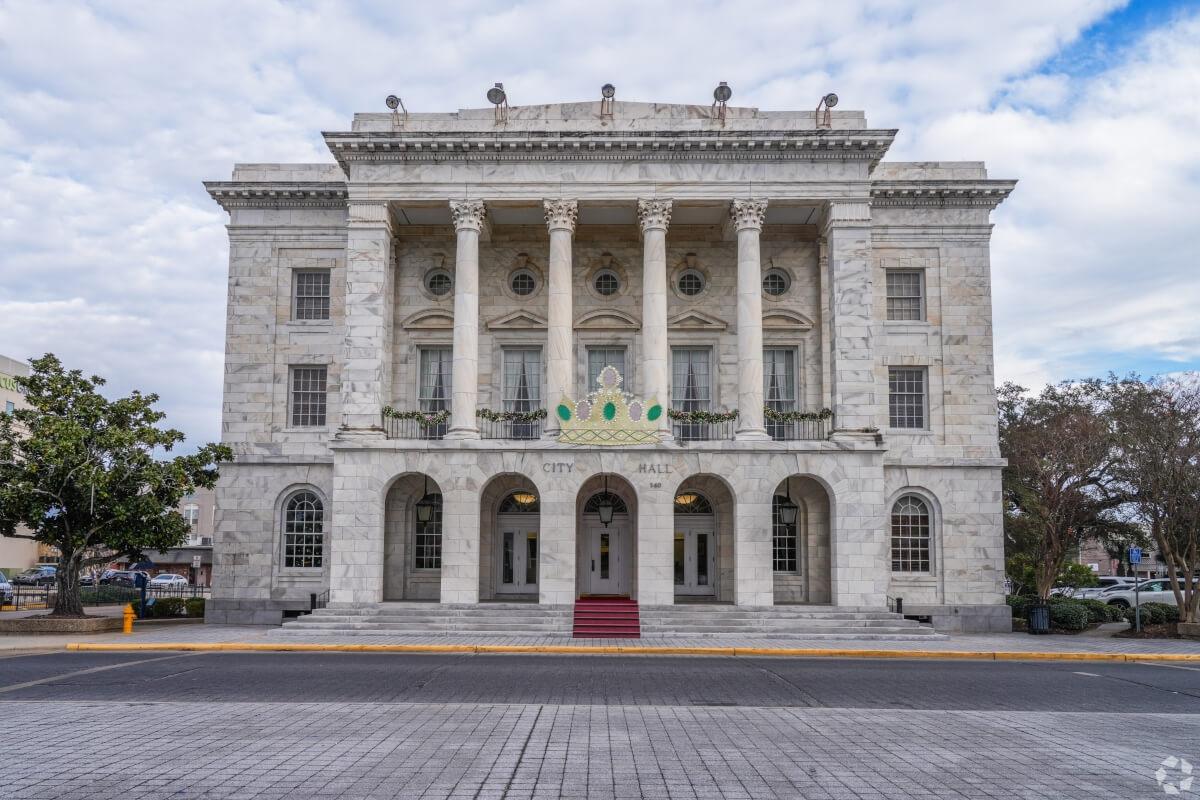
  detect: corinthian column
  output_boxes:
[446,200,487,440]
[731,198,770,440]
[637,199,672,439]
[543,200,578,436]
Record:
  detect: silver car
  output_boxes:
[0,570,13,606]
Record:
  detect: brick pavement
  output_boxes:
[1,699,1193,799]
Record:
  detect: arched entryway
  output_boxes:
[479,474,541,601]
[383,472,444,601]
[575,474,637,598]
[772,476,832,604]
[673,475,735,602]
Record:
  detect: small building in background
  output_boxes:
[1077,537,1164,579]
[0,354,39,574]
[113,487,216,586]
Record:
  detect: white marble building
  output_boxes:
[205,97,1014,631]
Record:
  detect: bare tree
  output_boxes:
[1109,375,1200,623]
[999,381,1126,600]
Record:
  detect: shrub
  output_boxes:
[149,597,186,618]
[1075,598,1117,624]
[1006,595,1031,619]
[1048,601,1089,631]
[184,597,205,618]
[1143,602,1180,624]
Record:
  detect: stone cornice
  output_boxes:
[870,180,1016,209]
[322,129,897,169]
[204,181,348,211]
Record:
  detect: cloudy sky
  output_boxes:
[1,0,1197,449]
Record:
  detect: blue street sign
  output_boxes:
[1129,547,1142,564]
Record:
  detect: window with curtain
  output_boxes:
[418,348,452,412]
[671,348,711,410]
[502,348,542,411]
[587,346,627,391]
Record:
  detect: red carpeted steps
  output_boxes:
[573,597,640,638]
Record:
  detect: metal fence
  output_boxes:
[2,582,210,612]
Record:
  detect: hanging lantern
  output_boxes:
[778,484,798,526]
[415,475,435,523]
[598,474,614,526]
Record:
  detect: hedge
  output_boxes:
[1048,601,1090,631]
[185,598,205,618]
[1124,602,1180,626]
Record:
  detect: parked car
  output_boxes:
[100,570,149,588]
[1103,579,1197,608]
[1071,576,1138,600]
[150,573,189,587]
[12,565,56,586]
[0,570,12,605]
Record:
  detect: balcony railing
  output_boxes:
[382,411,447,440]
[479,411,544,441]
[671,418,737,442]
[767,417,832,441]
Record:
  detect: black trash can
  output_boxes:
[1027,603,1051,635]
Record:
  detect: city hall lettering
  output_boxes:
[204,94,1014,633]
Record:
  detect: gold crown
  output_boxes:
[556,367,662,445]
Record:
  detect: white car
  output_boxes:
[1070,576,1138,600]
[149,573,189,587]
[1102,579,1192,608]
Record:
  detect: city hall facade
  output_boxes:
[205,96,1014,633]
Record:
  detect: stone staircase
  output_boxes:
[274,601,943,640]
[573,597,641,638]
[639,604,944,640]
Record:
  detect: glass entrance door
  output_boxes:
[496,514,538,595]
[584,521,626,595]
[673,525,716,596]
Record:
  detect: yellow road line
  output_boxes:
[61,641,1200,662]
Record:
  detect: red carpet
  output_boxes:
[572,597,640,638]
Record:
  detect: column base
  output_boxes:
[735,428,771,442]
[444,427,480,441]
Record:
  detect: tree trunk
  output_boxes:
[50,550,85,617]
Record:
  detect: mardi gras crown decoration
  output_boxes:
[556,366,662,445]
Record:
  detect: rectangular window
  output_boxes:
[671,347,712,411]
[773,498,798,573]
[4,401,13,415]
[418,348,453,412]
[587,346,627,392]
[293,270,331,321]
[502,348,542,411]
[289,366,328,427]
[888,367,927,429]
[414,497,442,570]
[886,270,924,321]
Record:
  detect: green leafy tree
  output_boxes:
[0,355,232,617]
[999,381,1126,600]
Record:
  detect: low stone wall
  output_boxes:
[0,615,123,634]
[1179,622,1200,640]
[901,603,1012,633]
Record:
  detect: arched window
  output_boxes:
[772,495,798,573]
[283,491,324,569]
[414,493,443,570]
[498,491,540,513]
[673,492,713,514]
[584,492,627,514]
[891,495,931,572]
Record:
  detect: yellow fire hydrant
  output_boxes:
[122,603,135,634]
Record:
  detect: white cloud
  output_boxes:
[0,0,1194,447]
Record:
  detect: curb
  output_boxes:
[63,642,1200,662]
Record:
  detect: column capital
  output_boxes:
[636,198,673,233]
[543,199,578,234]
[347,200,394,232]
[822,200,871,232]
[449,200,488,233]
[730,198,768,232]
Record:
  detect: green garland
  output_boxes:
[382,407,450,427]
[763,406,833,422]
[668,408,739,423]
[476,408,548,422]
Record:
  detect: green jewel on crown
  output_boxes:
[556,366,662,445]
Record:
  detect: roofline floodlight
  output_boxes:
[600,83,615,119]
[815,92,838,129]
[711,81,731,125]
[488,82,509,123]
[385,94,408,127]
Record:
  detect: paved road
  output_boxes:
[2,651,1198,799]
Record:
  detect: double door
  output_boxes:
[674,522,716,596]
[496,514,538,595]
[582,519,628,596]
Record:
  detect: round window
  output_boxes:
[425,269,452,297]
[594,270,620,296]
[510,269,537,296]
[678,269,705,297]
[762,269,790,297]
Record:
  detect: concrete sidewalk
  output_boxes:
[0,619,1195,660]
